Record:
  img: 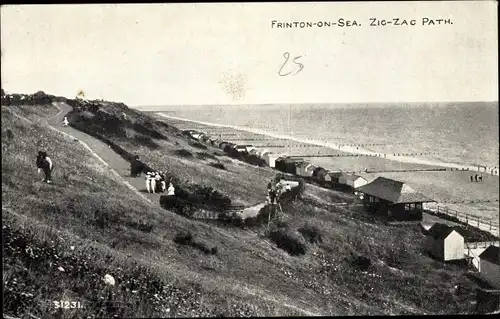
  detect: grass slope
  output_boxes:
[1,94,483,317]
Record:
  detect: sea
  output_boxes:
[143,102,499,169]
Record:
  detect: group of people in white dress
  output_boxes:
[146,171,175,195]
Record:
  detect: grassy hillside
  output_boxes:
[2,94,483,317]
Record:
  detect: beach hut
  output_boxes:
[304,164,317,177]
[425,223,465,261]
[326,171,342,185]
[357,177,435,221]
[295,161,312,177]
[249,148,260,156]
[233,145,249,153]
[219,141,229,149]
[259,150,271,160]
[479,245,500,288]
[245,146,256,153]
[276,157,302,174]
[190,132,203,140]
[339,173,369,190]
[312,167,328,180]
[264,153,283,168]
[316,169,331,182]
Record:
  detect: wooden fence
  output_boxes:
[434,206,499,236]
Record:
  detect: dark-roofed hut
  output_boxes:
[425,223,465,261]
[276,157,303,174]
[312,167,328,180]
[357,177,435,222]
[479,245,500,288]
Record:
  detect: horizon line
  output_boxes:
[133,100,499,108]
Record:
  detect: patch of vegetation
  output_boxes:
[196,152,218,161]
[298,224,323,244]
[188,140,208,150]
[209,162,226,170]
[173,231,218,255]
[174,149,194,158]
[267,220,308,256]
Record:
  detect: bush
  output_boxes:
[268,227,307,256]
[298,224,323,244]
[196,152,218,161]
[349,254,372,271]
[174,149,193,158]
[188,140,208,150]
[173,231,217,255]
[209,163,226,170]
[173,231,193,245]
[133,134,160,149]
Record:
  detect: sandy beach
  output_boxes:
[156,113,496,174]
[156,112,499,223]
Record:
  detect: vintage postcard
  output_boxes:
[1,1,498,318]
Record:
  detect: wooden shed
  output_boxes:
[265,153,284,168]
[312,167,328,180]
[339,173,369,190]
[425,223,465,261]
[479,245,500,288]
[304,164,317,177]
[357,177,435,221]
[295,161,312,177]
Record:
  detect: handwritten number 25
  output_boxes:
[278,52,304,76]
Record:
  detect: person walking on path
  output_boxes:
[36,151,54,183]
[62,116,69,127]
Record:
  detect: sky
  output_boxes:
[1,2,498,106]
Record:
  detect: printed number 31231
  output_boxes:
[53,301,83,309]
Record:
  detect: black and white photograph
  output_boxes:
[1,1,499,317]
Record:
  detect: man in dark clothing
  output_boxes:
[130,155,144,177]
[36,151,53,183]
[474,174,478,182]
[470,175,473,182]
[267,179,277,204]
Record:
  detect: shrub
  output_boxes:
[174,149,193,158]
[196,152,218,161]
[188,140,208,150]
[173,231,193,245]
[173,231,217,255]
[209,163,226,170]
[268,227,307,256]
[133,134,160,149]
[349,254,372,271]
[298,224,323,244]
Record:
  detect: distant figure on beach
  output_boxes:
[62,116,69,127]
[470,175,473,182]
[474,174,478,182]
[478,175,483,182]
[36,151,53,183]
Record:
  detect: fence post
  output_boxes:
[478,217,480,227]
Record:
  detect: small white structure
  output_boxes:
[263,153,282,168]
[425,223,465,261]
[259,150,271,159]
[339,173,368,189]
[479,245,500,289]
[295,161,312,176]
[190,133,202,140]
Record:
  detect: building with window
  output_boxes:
[357,177,435,221]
